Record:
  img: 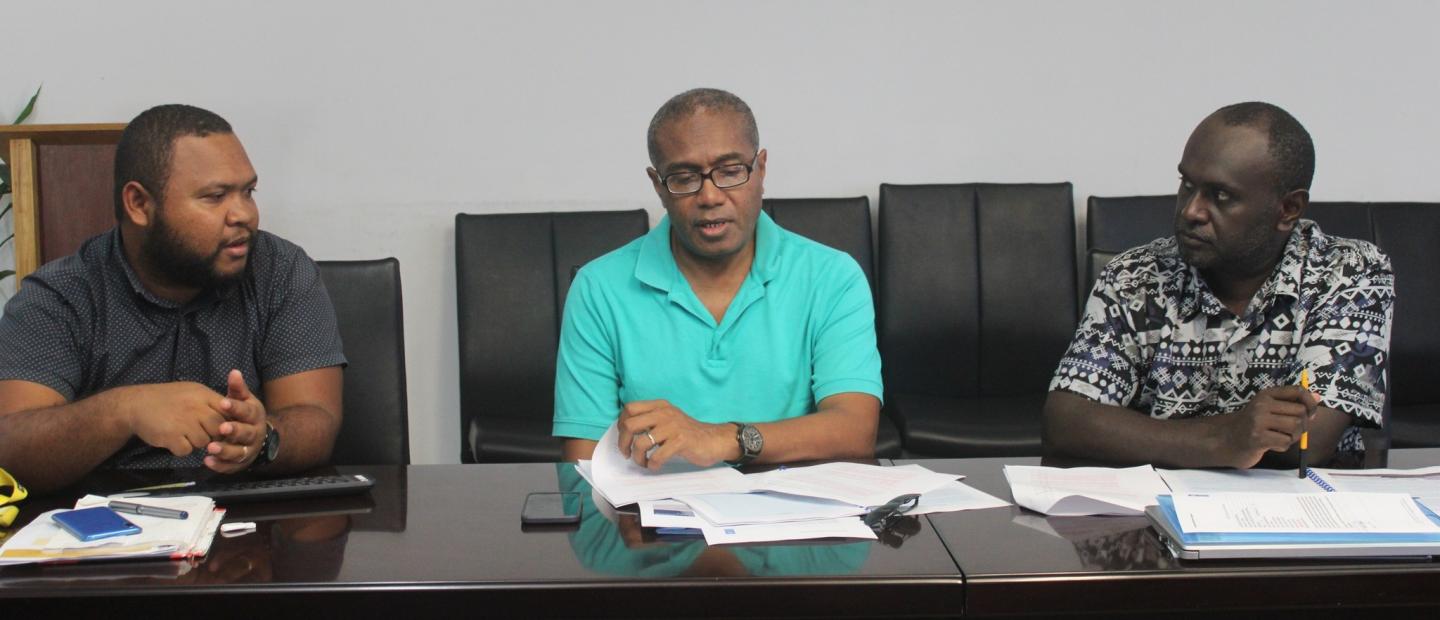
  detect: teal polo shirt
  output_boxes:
[553,211,883,441]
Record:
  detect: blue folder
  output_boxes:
[1148,495,1440,559]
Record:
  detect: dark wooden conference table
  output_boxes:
[4,451,1440,617]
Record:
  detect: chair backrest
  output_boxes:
[455,210,648,463]
[1371,204,1440,410]
[1,124,126,284]
[879,183,1077,398]
[1085,195,1174,286]
[317,258,410,465]
[762,196,876,291]
[1085,196,1380,288]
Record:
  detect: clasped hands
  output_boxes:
[124,369,267,473]
[616,400,738,470]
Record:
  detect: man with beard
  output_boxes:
[553,89,883,469]
[1044,102,1393,469]
[0,105,345,492]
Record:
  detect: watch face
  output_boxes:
[740,425,763,454]
[264,423,280,461]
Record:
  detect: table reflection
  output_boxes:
[555,464,871,578]
[190,514,353,584]
[1011,514,1178,571]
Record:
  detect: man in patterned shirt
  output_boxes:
[1045,102,1393,469]
[0,105,346,492]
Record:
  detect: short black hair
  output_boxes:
[113,104,233,221]
[646,88,759,168]
[1214,101,1315,196]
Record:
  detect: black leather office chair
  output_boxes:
[1085,195,1174,288]
[878,183,1077,457]
[455,210,649,463]
[317,258,410,465]
[763,196,900,458]
[1372,204,1440,448]
[1086,195,1379,289]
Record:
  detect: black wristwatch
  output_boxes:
[252,421,280,468]
[727,423,763,466]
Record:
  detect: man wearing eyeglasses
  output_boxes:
[553,88,883,470]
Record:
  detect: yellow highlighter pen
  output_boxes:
[1299,369,1311,479]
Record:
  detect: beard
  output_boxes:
[140,211,253,291]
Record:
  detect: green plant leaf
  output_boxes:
[1,233,12,248]
[14,85,41,124]
[0,270,13,281]
[1,202,11,221]
[1,162,9,188]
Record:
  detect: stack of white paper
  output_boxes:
[583,422,1010,544]
[0,495,224,565]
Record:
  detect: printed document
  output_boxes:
[675,492,866,526]
[702,516,876,545]
[588,422,750,506]
[1171,492,1440,534]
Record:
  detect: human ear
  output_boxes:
[1277,188,1309,231]
[753,149,767,195]
[121,181,156,227]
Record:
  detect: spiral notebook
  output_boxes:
[1159,467,1339,496]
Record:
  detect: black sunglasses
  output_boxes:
[863,493,921,531]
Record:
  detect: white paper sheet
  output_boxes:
[910,480,1011,515]
[1003,465,1169,516]
[749,462,958,507]
[589,423,751,506]
[1315,467,1440,514]
[676,492,866,526]
[701,516,877,545]
[1170,492,1440,534]
[1158,468,1322,495]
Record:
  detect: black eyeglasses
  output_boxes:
[863,493,920,531]
[658,153,759,195]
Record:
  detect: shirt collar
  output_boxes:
[1168,221,1311,324]
[111,228,227,312]
[634,210,782,292]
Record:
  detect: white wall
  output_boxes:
[8,0,1438,464]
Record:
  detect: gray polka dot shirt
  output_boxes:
[0,229,347,469]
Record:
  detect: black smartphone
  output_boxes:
[521,492,581,525]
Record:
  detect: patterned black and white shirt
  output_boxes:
[1049,220,1393,463]
[0,228,347,469]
